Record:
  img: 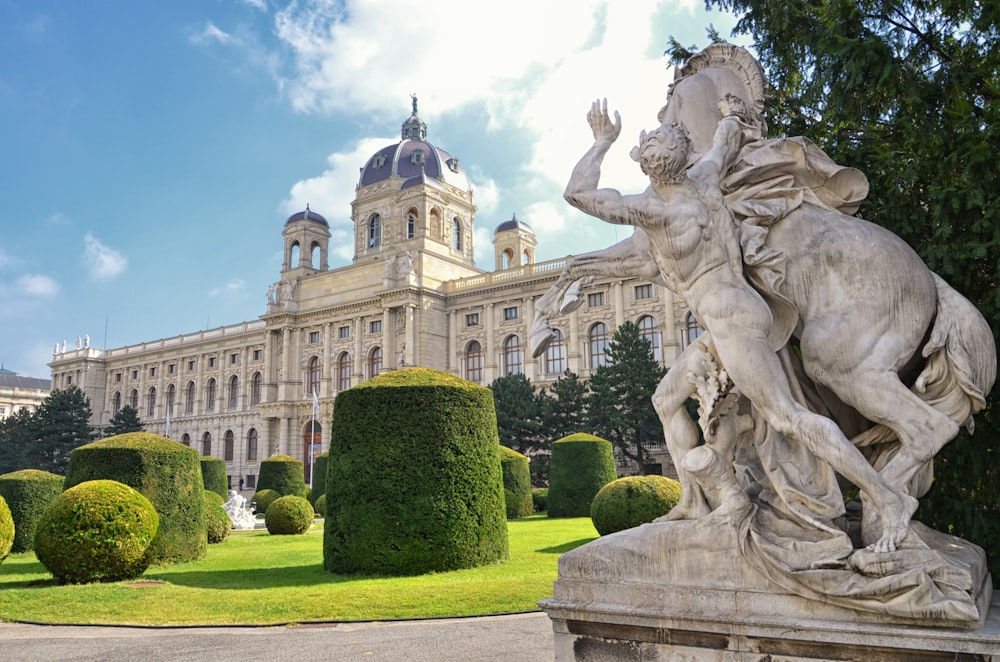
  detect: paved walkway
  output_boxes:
[0,612,554,661]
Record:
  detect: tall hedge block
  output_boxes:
[548,433,617,517]
[0,469,64,553]
[324,367,508,575]
[0,496,12,563]
[200,456,228,498]
[63,432,207,564]
[257,455,307,498]
[499,446,533,518]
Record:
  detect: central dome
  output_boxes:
[358,97,470,192]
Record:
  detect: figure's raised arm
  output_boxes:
[564,99,635,225]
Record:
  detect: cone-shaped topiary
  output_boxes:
[63,432,207,564]
[590,475,682,535]
[205,501,232,544]
[0,496,12,563]
[252,488,280,514]
[257,455,307,498]
[548,433,617,517]
[325,367,508,575]
[314,493,327,517]
[311,452,328,505]
[34,480,159,584]
[0,469,64,553]
[200,456,228,499]
[265,495,314,535]
[500,446,533,518]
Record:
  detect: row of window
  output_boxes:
[112,372,265,417]
[461,285,656,330]
[366,212,464,251]
[179,428,259,463]
[112,350,264,384]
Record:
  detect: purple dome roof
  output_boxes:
[494,213,532,235]
[285,206,329,227]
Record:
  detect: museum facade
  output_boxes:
[50,106,700,489]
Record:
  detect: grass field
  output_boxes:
[0,516,597,626]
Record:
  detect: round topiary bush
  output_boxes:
[311,452,328,505]
[63,432,207,564]
[500,446,533,518]
[257,455,307,498]
[34,480,159,584]
[0,496,12,563]
[265,495,314,535]
[200,456,228,499]
[0,469,64,553]
[532,487,549,513]
[548,433,617,517]
[590,475,682,536]
[252,489,280,515]
[324,367,508,575]
[314,493,327,517]
[205,502,232,544]
[205,490,225,508]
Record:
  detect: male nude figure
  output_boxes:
[564,98,917,553]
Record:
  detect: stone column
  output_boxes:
[613,280,626,327]
[322,322,332,397]
[404,304,416,367]
[353,317,364,381]
[448,310,458,373]
[484,303,496,382]
[382,308,393,372]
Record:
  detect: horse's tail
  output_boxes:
[913,274,996,434]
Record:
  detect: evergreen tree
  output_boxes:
[675,2,1000,568]
[0,407,36,474]
[26,385,95,474]
[489,373,543,454]
[540,370,590,441]
[585,322,667,472]
[102,404,144,437]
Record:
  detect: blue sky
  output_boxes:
[0,0,743,379]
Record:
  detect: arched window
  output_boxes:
[246,428,258,461]
[306,356,321,396]
[503,335,524,375]
[202,432,212,457]
[684,311,704,348]
[129,389,139,410]
[206,378,217,412]
[310,242,321,269]
[112,391,122,416]
[523,249,532,266]
[289,241,300,268]
[185,381,195,414]
[464,340,483,383]
[250,372,262,405]
[228,375,239,409]
[166,384,176,417]
[502,248,513,270]
[544,328,567,375]
[224,430,235,461]
[337,352,351,392]
[406,210,416,239]
[637,315,662,362]
[589,323,609,369]
[368,213,381,248]
[453,217,463,251]
[368,346,383,378]
[181,433,191,447]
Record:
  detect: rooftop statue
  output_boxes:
[535,43,996,622]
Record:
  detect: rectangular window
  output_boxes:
[465,313,480,327]
[370,320,382,334]
[208,357,216,368]
[230,353,239,364]
[503,306,518,321]
[66,375,73,385]
[188,360,195,371]
[252,349,262,361]
[131,370,138,380]
[115,373,122,383]
[587,292,605,307]
[309,331,320,344]
[634,284,653,300]
[246,475,256,489]
[168,364,175,374]
[150,367,157,377]
[338,326,350,339]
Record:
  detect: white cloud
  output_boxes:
[190,21,235,46]
[82,233,127,280]
[240,0,268,10]
[15,273,59,298]
[209,279,247,297]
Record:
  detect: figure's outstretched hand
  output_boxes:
[587,98,621,143]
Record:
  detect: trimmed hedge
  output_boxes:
[500,446,533,518]
[314,493,327,517]
[265,495,314,535]
[311,453,328,505]
[63,432,207,564]
[0,496,12,563]
[252,488,280,515]
[200,456,228,499]
[257,455,307,498]
[34,480,159,584]
[548,433,617,517]
[532,487,549,513]
[324,367,508,575]
[0,469,64,553]
[205,501,232,544]
[205,490,225,508]
[590,475,682,536]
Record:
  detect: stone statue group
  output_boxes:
[534,44,996,621]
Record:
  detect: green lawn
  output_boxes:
[0,516,597,626]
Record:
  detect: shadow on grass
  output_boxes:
[536,538,596,554]
[145,564,389,590]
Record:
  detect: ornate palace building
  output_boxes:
[50,105,700,489]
